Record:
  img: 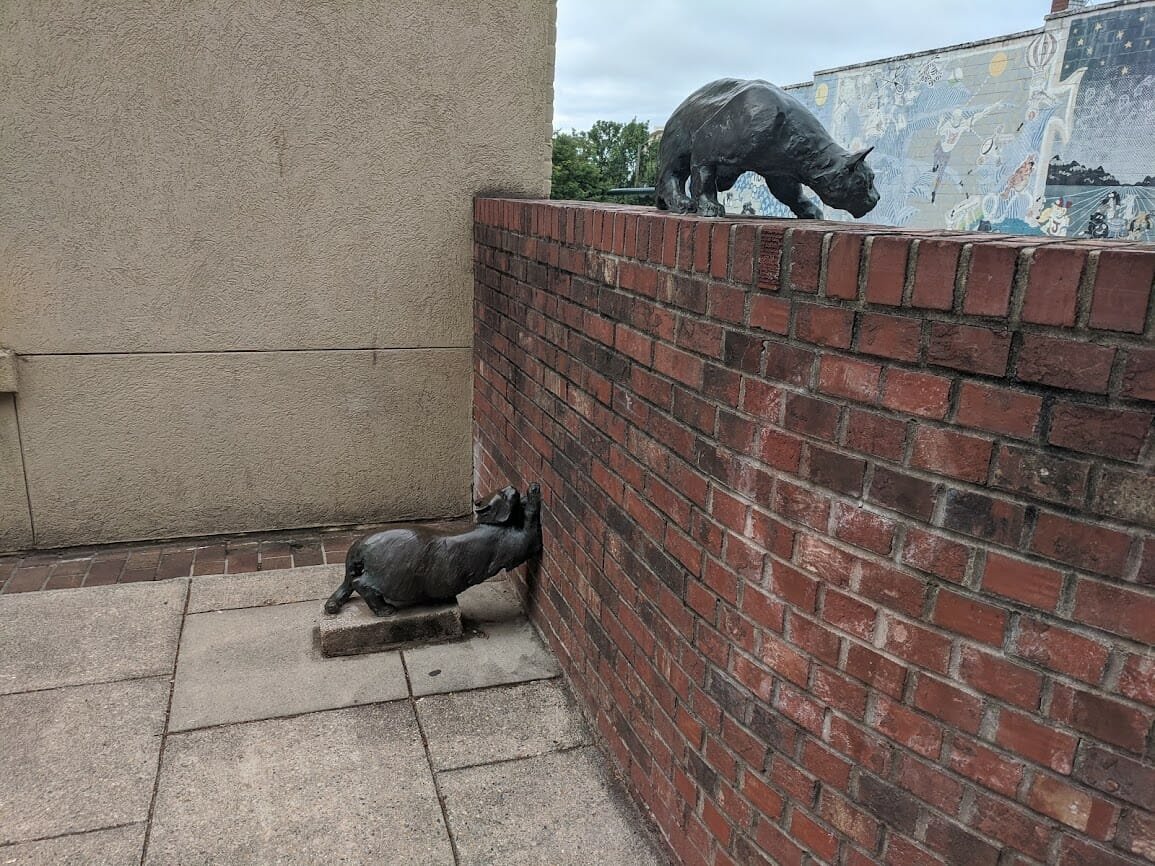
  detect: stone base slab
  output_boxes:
[318,598,463,657]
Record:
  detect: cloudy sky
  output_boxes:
[554,1,1051,132]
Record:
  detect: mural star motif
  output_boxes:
[1122,65,1130,75]
[1125,41,1133,48]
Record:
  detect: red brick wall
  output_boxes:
[472,198,1155,866]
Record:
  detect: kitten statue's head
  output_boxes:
[817,147,880,219]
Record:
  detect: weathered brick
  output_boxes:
[1075,578,1155,644]
[1122,347,1155,401]
[845,643,906,698]
[901,529,969,583]
[831,503,896,556]
[1076,744,1155,810]
[706,278,743,323]
[1090,248,1154,333]
[910,427,993,483]
[789,810,838,861]
[795,303,853,349]
[875,696,942,758]
[992,444,1090,507]
[858,312,921,362]
[932,589,1008,646]
[911,238,961,310]
[956,381,1041,440]
[941,489,1025,547]
[822,589,877,641]
[844,409,907,461]
[825,232,863,299]
[963,242,1018,317]
[1118,653,1155,707]
[913,675,983,734]
[958,644,1042,710]
[786,228,823,292]
[749,294,790,334]
[1049,402,1151,461]
[995,708,1078,773]
[857,774,920,834]
[896,754,964,815]
[1091,467,1155,529]
[880,368,951,420]
[732,223,758,285]
[969,793,1054,862]
[806,445,867,497]
[784,392,841,440]
[1051,685,1153,753]
[1016,334,1115,394]
[865,236,909,306]
[1031,511,1133,579]
[869,467,937,520]
[1023,245,1084,326]
[927,322,1011,377]
[948,736,1024,797]
[981,552,1064,612]
[817,355,881,403]
[925,817,1002,866]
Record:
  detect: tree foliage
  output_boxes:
[550,119,660,202]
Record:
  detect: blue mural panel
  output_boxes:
[718,1,1155,240]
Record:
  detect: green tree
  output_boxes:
[550,132,605,201]
[550,119,660,202]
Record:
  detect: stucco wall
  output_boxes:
[722,0,1155,241]
[0,0,556,549]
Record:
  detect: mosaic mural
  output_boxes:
[719,1,1155,240]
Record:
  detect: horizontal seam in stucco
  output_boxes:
[16,347,471,358]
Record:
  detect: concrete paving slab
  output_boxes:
[417,679,591,770]
[439,746,665,866]
[458,577,523,624]
[145,704,452,865]
[0,679,168,844]
[169,600,406,732]
[318,598,462,656]
[404,619,560,697]
[0,580,186,694]
[0,823,146,865]
[187,564,342,613]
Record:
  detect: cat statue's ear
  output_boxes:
[848,147,874,168]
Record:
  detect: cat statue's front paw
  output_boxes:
[697,198,726,217]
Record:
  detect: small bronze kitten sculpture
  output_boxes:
[323,483,542,616]
[656,78,880,219]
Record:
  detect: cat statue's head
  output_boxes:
[815,147,880,219]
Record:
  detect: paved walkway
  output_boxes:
[0,566,667,865]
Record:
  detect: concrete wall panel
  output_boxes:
[0,397,33,550]
[17,351,472,548]
[0,0,555,354]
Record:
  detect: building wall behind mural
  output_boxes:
[720,0,1155,241]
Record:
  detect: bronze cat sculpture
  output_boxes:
[656,78,880,219]
[323,483,542,616]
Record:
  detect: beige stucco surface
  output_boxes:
[18,350,471,548]
[0,396,33,550]
[1,0,554,354]
[0,0,555,549]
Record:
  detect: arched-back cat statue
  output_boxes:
[656,78,880,219]
[323,483,542,616]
